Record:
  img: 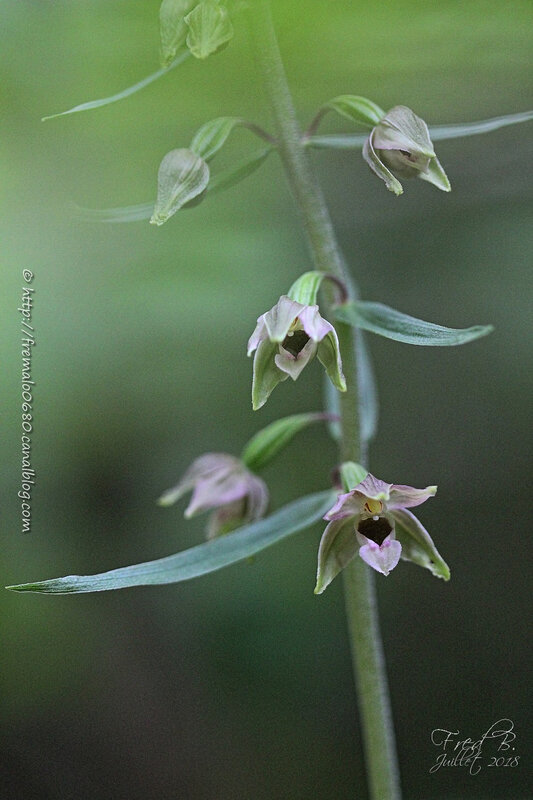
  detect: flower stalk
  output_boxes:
[247,2,400,798]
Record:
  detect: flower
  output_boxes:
[363,105,450,196]
[247,295,346,410]
[158,453,268,539]
[315,473,437,593]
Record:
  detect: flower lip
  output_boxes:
[357,515,392,546]
[282,329,311,357]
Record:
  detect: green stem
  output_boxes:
[248,3,400,799]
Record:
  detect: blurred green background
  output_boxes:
[2,1,532,798]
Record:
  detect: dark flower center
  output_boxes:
[357,516,392,546]
[282,330,310,357]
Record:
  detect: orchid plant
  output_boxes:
[9,2,533,799]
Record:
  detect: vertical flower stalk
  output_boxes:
[247,3,400,799]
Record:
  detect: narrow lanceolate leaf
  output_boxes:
[241,412,332,472]
[307,110,533,149]
[160,0,195,67]
[392,509,450,580]
[324,95,385,128]
[207,147,272,194]
[184,1,234,59]
[42,53,189,121]
[150,148,210,226]
[74,202,155,223]
[74,149,272,224]
[190,116,244,161]
[335,301,493,346]
[356,329,378,443]
[7,491,335,595]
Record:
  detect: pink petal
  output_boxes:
[324,490,366,521]
[185,464,249,517]
[263,295,305,342]
[247,314,268,356]
[297,305,333,341]
[388,484,437,510]
[355,474,393,500]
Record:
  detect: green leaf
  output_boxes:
[339,462,368,492]
[241,412,331,472]
[207,147,272,194]
[185,1,234,59]
[150,148,210,226]
[324,95,385,128]
[159,0,195,67]
[190,116,244,161]
[42,52,190,121]
[356,330,378,443]
[74,202,155,223]
[335,301,493,346]
[323,374,341,442]
[73,148,272,224]
[287,271,325,305]
[7,491,335,595]
[392,509,450,580]
[307,110,533,149]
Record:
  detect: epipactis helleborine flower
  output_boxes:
[247,295,346,410]
[363,105,450,196]
[158,453,268,539]
[315,473,437,593]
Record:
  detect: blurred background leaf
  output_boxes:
[2,1,532,798]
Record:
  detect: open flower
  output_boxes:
[363,105,450,196]
[315,473,437,593]
[158,453,268,539]
[247,295,346,410]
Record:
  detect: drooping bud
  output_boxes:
[363,105,451,195]
[150,148,210,226]
[159,0,196,67]
[184,1,234,60]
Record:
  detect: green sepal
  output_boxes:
[184,1,234,60]
[287,271,325,305]
[241,412,331,472]
[251,339,287,411]
[335,301,494,346]
[392,509,450,581]
[418,154,451,192]
[324,95,385,128]
[317,333,346,392]
[150,148,210,226]
[339,462,368,492]
[314,519,358,595]
[190,116,244,161]
[159,0,195,67]
[7,491,336,595]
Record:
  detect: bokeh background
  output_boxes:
[2,1,532,798]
